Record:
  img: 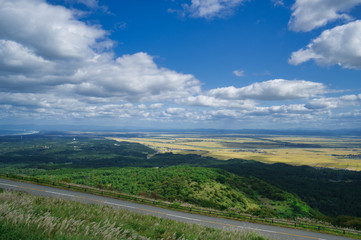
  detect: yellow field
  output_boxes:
[108,135,361,171]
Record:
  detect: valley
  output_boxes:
[109,134,361,170]
[1,131,361,238]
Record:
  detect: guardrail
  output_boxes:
[1,172,360,239]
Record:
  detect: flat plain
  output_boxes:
[109,134,361,171]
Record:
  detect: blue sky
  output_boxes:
[0,0,361,129]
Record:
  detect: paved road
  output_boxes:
[0,178,356,240]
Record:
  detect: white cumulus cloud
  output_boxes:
[208,79,326,100]
[178,95,256,108]
[0,40,54,75]
[272,0,285,7]
[289,0,361,32]
[182,0,246,19]
[289,20,361,69]
[0,0,360,129]
[305,94,361,109]
[0,0,201,103]
[233,69,245,77]
[67,52,201,102]
[0,0,108,60]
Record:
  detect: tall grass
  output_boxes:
[0,190,269,240]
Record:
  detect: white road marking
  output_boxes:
[167,213,201,222]
[45,191,74,197]
[104,201,135,209]
[0,183,18,187]
[239,226,277,234]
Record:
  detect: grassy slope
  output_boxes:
[0,190,268,240]
[35,165,316,219]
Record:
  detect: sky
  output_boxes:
[0,0,361,130]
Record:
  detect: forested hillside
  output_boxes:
[211,160,361,219]
[32,166,315,218]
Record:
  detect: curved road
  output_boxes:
[0,178,356,240]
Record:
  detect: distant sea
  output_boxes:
[0,130,39,136]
